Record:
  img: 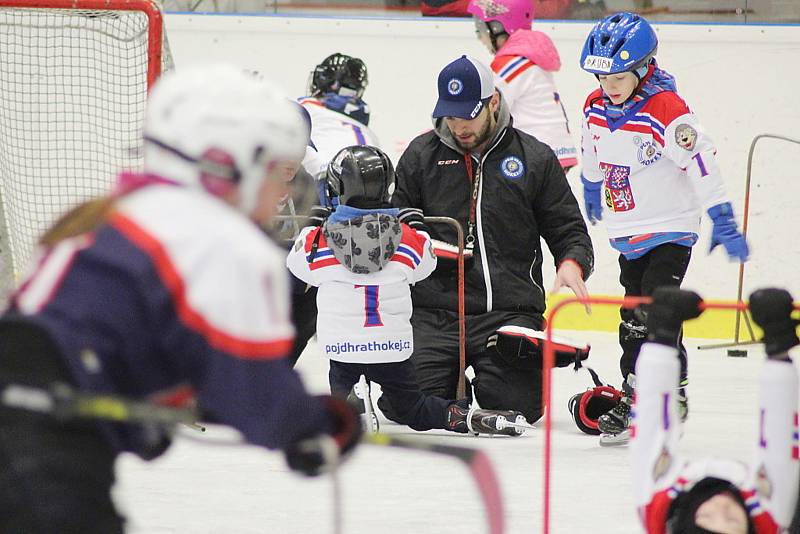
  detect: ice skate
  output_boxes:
[678,378,689,423]
[351,375,379,433]
[447,404,530,436]
[598,374,634,447]
[346,385,365,415]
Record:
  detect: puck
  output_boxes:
[727,349,748,358]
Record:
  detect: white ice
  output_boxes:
[114,331,786,534]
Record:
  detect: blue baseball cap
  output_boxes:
[432,55,495,120]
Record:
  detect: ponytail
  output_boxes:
[39,196,117,248]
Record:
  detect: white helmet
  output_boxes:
[143,64,308,214]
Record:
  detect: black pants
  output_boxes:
[329,359,453,431]
[396,308,544,422]
[618,243,692,380]
[0,320,123,533]
[288,283,318,367]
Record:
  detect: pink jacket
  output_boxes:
[496,29,561,72]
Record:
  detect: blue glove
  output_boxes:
[708,202,749,262]
[581,174,603,225]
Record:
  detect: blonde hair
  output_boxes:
[38,196,117,248]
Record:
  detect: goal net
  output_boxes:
[0,0,170,294]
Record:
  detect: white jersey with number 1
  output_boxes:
[286,224,436,364]
[580,89,732,239]
[298,97,380,177]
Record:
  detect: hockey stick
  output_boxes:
[1,382,504,533]
[363,433,505,534]
[0,381,198,426]
[424,216,467,398]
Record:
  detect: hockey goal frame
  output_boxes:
[0,0,163,90]
[0,0,165,291]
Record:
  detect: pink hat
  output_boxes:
[467,0,534,35]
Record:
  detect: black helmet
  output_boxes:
[666,478,755,534]
[308,53,368,99]
[326,145,394,209]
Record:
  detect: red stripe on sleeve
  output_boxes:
[110,213,292,360]
[587,115,608,129]
[400,225,426,256]
[391,254,416,269]
[490,55,516,74]
[505,61,534,83]
[309,257,340,271]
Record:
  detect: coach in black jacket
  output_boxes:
[390,56,593,423]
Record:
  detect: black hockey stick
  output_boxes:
[0,381,198,427]
[364,433,504,534]
[1,382,505,534]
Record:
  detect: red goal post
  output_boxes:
[0,0,167,291]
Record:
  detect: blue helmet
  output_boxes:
[580,12,658,75]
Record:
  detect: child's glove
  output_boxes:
[284,396,362,477]
[749,288,799,358]
[307,205,332,227]
[398,207,429,234]
[581,174,603,225]
[646,287,703,345]
[708,202,749,262]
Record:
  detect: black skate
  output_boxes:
[598,374,634,447]
[447,404,531,436]
[678,378,689,423]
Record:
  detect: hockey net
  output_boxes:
[0,0,171,292]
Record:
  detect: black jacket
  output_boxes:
[393,98,593,316]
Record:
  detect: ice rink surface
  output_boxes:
[114,330,789,533]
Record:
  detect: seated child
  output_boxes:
[287,145,530,436]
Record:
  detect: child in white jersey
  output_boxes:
[287,145,529,436]
[630,287,798,534]
[578,12,749,444]
[467,0,577,171]
[298,53,380,178]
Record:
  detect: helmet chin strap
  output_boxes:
[143,135,198,166]
[633,63,650,80]
[486,20,508,54]
[144,135,242,181]
[143,135,246,204]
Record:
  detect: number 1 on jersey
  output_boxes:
[341,121,366,144]
[355,285,383,327]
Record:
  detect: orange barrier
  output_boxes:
[540,296,755,534]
